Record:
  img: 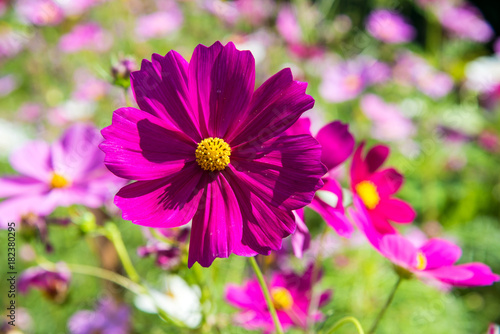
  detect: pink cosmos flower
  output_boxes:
[0,27,29,59]
[16,0,64,26]
[68,297,130,334]
[18,263,71,302]
[59,22,112,53]
[488,324,500,334]
[225,265,331,333]
[360,94,415,142]
[319,56,390,103]
[366,9,416,44]
[350,200,500,287]
[100,42,326,267]
[350,142,415,234]
[437,4,493,43]
[0,124,121,228]
[286,118,355,237]
[135,5,183,41]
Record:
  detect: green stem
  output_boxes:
[368,277,402,334]
[105,223,140,283]
[325,316,365,334]
[248,257,284,334]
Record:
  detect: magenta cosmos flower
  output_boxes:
[225,265,331,333]
[350,200,500,287]
[350,142,415,234]
[100,41,326,267]
[19,263,71,302]
[366,9,416,44]
[0,124,121,228]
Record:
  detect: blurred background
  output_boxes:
[0,0,499,333]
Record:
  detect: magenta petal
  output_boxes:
[10,140,52,181]
[350,142,369,185]
[131,50,201,141]
[230,135,326,211]
[445,263,500,287]
[316,121,355,171]
[379,234,418,268]
[100,107,197,180]
[0,194,49,227]
[365,144,389,173]
[423,265,474,283]
[114,163,203,227]
[291,209,310,258]
[188,174,256,268]
[225,283,261,309]
[369,168,403,197]
[205,42,256,138]
[285,117,311,136]
[228,68,315,146]
[418,239,461,269]
[0,176,46,198]
[376,198,416,223]
[352,195,396,235]
[348,196,384,251]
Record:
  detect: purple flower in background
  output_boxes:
[16,0,64,26]
[225,265,331,333]
[366,9,416,44]
[0,27,28,59]
[0,124,121,228]
[236,0,274,26]
[320,56,390,103]
[68,297,131,334]
[360,94,415,142]
[18,263,71,302]
[100,41,326,267]
[135,3,183,41]
[138,244,181,270]
[437,4,493,42]
[59,22,112,53]
[72,70,110,102]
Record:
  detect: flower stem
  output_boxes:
[368,277,402,334]
[105,223,141,283]
[248,256,284,334]
[325,316,365,334]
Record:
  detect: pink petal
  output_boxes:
[316,121,354,171]
[100,107,197,180]
[0,194,50,227]
[379,234,418,268]
[369,168,403,197]
[447,263,500,287]
[291,209,310,258]
[418,239,461,269]
[10,140,52,181]
[131,50,201,141]
[228,68,314,146]
[365,144,389,173]
[376,198,416,223]
[422,265,474,283]
[285,117,311,136]
[0,176,46,198]
[188,173,256,268]
[114,163,204,228]
[350,142,369,185]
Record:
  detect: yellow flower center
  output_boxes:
[415,251,427,271]
[355,180,380,209]
[195,137,231,172]
[271,287,293,311]
[50,173,70,189]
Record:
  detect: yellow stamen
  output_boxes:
[195,137,231,172]
[271,287,293,311]
[50,173,70,189]
[415,251,427,271]
[355,180,380,209]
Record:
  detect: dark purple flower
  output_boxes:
[18,263,71,302]
[137,244,181,270]
[68,297,131,334]
[100,41,326,267]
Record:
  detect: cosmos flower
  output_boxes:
[366,9,416,44]
[350,142,415,234]
[489,324,500,334]
[225,265,331,333]
[18,263,71,302]
[68,297,131,334]
[59,22,112,53]
[0,27,29,59]
[0,124,121,228]
[437,4,493,43]
[134,3,183,41]
[15,0,64,26]
[100,41,326,267]
[286,118,355,237]
[350,201,500,287]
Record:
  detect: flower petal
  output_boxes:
[188,173,256,268]
[10,140,52,181]
[114,163,203,227]
[131,50,201,141]
[418,239,462,269]
[316,121,355,171]
[228,68,314,146]
[379,234,418,268]
[422,265,474,283]
[230,135,326,211]
[369,168,403,197]
[285,117,311,136]
[365,144,389,173]
[376,198,416,223]
[100,107,197,180]
[291,209,310,258]
[0,194,50,227]
[0,176,46,198]
[445,263,500,287]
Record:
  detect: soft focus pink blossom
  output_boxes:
[0,75,18,97]
[57,0,107,16]
[202,0,239,25]
[478,130,500,153]
[488,324,500,334]
[135,5,183,41]
[276,5,302,45]
[73,70,110,102]
[361,94,415,142]
[59,22,112,53]
[366,9,415,44]
[16,0,64,26]
[0,28,29,59]
[236,0,274,26]
[18,103,43,121]
[437,4,494,42]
